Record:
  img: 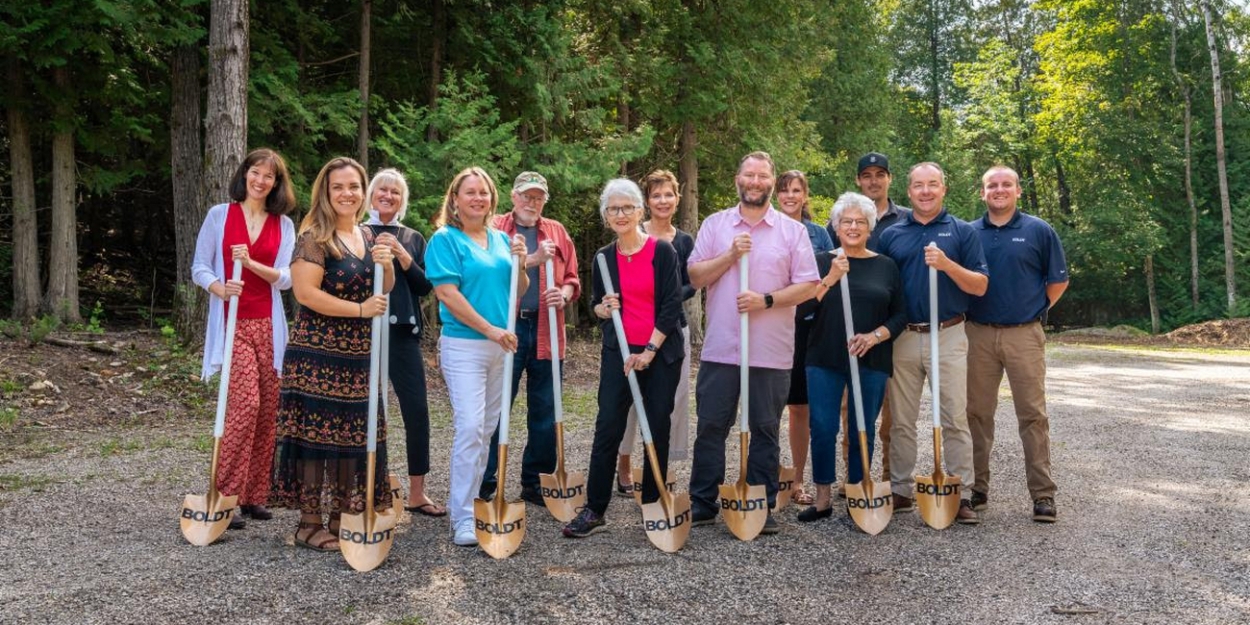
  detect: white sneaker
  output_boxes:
[453,519,478,547]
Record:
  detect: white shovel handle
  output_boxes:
[545,259,564,425]
[498,253,521,446]
[927,241,941,428]
[212,260,243,438]
[596,253,655,444]
[738,254,749,432]
[835,251,868,435]
[366,263,385,452]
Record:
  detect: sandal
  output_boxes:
[794,487,815,506]
[405,501,447,517]
[295,521,339,552]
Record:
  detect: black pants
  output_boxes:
[388,325,430,476]
[585,345,682,517]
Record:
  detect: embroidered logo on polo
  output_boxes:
[1013,237,1027,243]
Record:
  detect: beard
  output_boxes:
[738,185,771,209]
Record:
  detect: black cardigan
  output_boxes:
[364,223,434,335]
[591,238,685,366]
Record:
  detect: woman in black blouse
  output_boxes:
[363,168,445,517]
[800,192,907,522]
[615,169,696,493]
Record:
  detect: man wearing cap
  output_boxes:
[829,152,914,488]
[877,161,988,524]
[686,151,820,535]
[479,171,581,505]
[966,165,1068,523]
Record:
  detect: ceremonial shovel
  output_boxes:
[719,254,767,541]
[915,242,961,529]
[539,259,587,522]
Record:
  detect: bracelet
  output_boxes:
[358,302,363,318]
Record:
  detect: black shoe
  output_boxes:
[562,508,606,538]
[970,491,989,512]
[760,513,780,535]
[478,485,496,501]
[1033,497,1057,523]
[892,494,914,513]
[796,506,833,523]
[691,509,717,527]
[228,512,246,530]
[240,505,273,520]
[519,487,545,506]
[956,499,981,525]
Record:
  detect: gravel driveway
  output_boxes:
[1,343,1248,624]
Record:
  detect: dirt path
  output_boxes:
[1,339,1248,624]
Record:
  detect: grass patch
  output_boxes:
[0,473,55,493]
[99,437,144,457]
[0,378,22,396]
[0,406,17,430]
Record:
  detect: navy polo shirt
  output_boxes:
[877,209,989,324]
[968,210,1068,325]
[827,200,912,252]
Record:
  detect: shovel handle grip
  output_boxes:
[836,256,868,436]
[212,260,244,438]
[738,254,749,432]
[545,259,565,425]
[366,263,385,451]
[498,253,521,446]
[596,253,656,445]
[927,242,941,428]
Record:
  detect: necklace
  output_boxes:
[618,238,645,262]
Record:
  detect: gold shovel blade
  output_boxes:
[718,481,768,541]
[179,492,238,547]
[845,478,894,535]
[775,465,797,510]
[539,470,587,523]
[915,472,961,530]
[387,475,403,504]
[631,467,676,507]
[641,492,692,553]
[474,498,526,559]
[339,506,399,572]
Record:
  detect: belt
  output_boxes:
[970,319,1041,329]
[518,309,540,320]
[906,314,965,333]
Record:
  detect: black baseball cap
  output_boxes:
[857,152,890,175]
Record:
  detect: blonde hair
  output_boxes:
[366,167,411,222]
[299,157,368,259]
[435,167,499,230]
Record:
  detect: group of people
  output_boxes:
[192,146,1067,554]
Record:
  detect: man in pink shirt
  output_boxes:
[687,151,820,534]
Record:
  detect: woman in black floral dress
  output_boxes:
[270,157,396,552]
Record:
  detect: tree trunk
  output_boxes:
[6,57,40,319]
[1171,20,1199,309]
[203,0,249,206]
[1145,255,1160,334]
[45,66,80,323]
[357,0,371,171]
[927,0,941,134]
[1054,153,1071,216]
[1202,0,1236,312]
[678,120,703,345]
[171,44,207,342]
[426,0,445,142]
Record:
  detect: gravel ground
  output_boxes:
[1,343,1249,625]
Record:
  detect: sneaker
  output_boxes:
[562,508,606,538]
[956,499,981,525]
[759,513,780,535]
[970,491,989,512]
[453,519,478,547]
[519,487,545,506]
[1033,497,1057,523]
[892,494,914,513]
[691,509,717,527]
[796,506,833,523]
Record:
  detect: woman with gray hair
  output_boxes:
[363,168,444,517]
[562,178,685,538]
[799,191,906,522]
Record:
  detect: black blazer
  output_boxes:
[364,223,433,335]
[591,238,685,366]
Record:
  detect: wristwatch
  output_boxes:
[872,329,884,342]
[764,293,774,309]
[644,342,659,353]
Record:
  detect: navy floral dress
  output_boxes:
[270,229,392,515]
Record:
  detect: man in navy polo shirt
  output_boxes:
[877,161,988,525]
[966,165,1068,523]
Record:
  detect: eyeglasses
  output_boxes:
[606,205,639,216]
[517,193,547,205]
[838,218,869,228]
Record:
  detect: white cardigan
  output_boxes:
[191,203,296,380]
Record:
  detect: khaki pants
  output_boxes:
[888,324,974,498]
[841,388,892,481]
[966,321,1056,500]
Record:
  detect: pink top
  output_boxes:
[688,205,819,369]
[619,237,657,346]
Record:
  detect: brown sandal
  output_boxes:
[295,521,339,552]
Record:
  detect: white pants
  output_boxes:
[439,335,506,526]
[619,326,691,461]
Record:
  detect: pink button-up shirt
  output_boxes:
[689,205,819,370]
